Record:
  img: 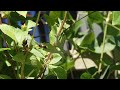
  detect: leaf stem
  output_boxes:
[56,11,68,37]
[26,69,35,79]
[98,11,111,73]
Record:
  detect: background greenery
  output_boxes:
[0,11,120,79]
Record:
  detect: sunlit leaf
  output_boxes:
[53,66,67,79]
[16,11,28,18]
[112,11,120,25]
[0,48,11,52]
[0,24,17,42]
[94,41,115,53]
[1,11,11,18]
[50,24,57,45]
[49,53,62,65]
[26,20,37,31]
[30,48,45,58]
[80,72,93,79]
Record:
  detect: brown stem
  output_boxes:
[57,11,68,37]
[37,11,68,79]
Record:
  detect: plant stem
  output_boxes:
[37,11,68,79]
[16,62,19,79]
[57,11,68,37]
[98,11,111,73]
[79,51,89,73]
[100,65,110,79]
[26,69,35,79]
[21,62,25,79]
[107,22,120,31]
[20,11,41,79]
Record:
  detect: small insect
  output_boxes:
[22,39,29,53]
[39,44,47,49]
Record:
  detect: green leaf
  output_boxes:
[94,40,115,53]
[16,11,27,18]
[71,19,82,36]
[1,11,11,17]
[50,24,57,45]
[58,18,70,29]
[88,11,104,23]
[45,74,57,79]
[0,24,28,44]
[13,52,25,63]
[14,29,28,44]
[49,65,58,69]
[112,11,120,25]
[49,11,65,22]
[53,66,67,79]
[44,43,60,53]
[44,11,66,29]
[0,24,17,42]
[110,65,120,71]
[0,48,11,52]
[44,14,55,28]
[5,60,11,67]
[80,32,95,48]
[29,55,40,67]
[62,57,74,71]
[107,24,120,36]
[80,72,93,79]
[26,20,36,31]
[24,65,37,77]
[25,53,42,68]
[49,53,62,65]
[0,74,12,79]
[30,48,45,58]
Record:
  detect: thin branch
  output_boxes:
[79,11,96,20]
[99,65,110,79]
[79,51,89,73]
[98,11,112,73]
[57,11,68,37]
[37,11,68,79]
[20,11,41,79]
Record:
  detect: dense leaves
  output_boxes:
[0,11,120,79]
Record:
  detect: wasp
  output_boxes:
[22,39,29,53]
[38,44,47,49]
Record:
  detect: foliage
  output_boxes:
[0,11,120,79]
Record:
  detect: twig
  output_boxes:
[56,11,68,37]
[79,51,89,73]
[98,11,111,73]
[37,11,68,79]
